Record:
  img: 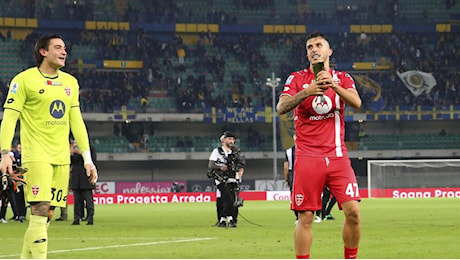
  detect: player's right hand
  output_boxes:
[0,152,14,175]
[84,163,98,185]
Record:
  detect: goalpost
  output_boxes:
[367,159,460,198]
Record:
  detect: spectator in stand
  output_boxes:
[185,137,193,148]
[140,133,150,152]
[439,128,447,136]
[177,45,185,65]
[140,96,149,113]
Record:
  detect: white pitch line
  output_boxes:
[0,237,216,258]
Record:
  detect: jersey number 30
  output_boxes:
[51,187,67,202]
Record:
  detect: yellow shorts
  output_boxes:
[23,162,70,208]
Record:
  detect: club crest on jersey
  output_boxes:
[32,185,40,196]
[295,194,304,206]
[65,87,71,96]
[312,95,332,114]
[10,82,18,94]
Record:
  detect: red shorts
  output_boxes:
[291,156,360,212]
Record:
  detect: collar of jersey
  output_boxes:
[37,68,59,79]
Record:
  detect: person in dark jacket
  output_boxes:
[70,141,96,225]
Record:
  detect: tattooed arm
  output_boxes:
[277,80,328,115]
[277,94,305,115]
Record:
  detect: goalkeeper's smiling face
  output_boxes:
[40,38,67,70]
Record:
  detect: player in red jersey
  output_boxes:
[277,32,362,259]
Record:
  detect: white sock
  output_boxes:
[227,216,233,222]
[220,217,226,223]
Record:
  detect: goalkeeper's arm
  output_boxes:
[0,109,20,175]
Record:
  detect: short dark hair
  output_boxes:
[34,33,64,66]
[306,31,328,43]
[222,131,238,139]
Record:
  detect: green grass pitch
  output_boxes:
[1,198,459,258]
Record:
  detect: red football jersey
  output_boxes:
[280,68,357,158]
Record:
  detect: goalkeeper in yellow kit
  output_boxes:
[0,33,97,258]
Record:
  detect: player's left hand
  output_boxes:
[84,163,98,185]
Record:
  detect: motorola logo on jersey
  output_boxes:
[49,100,65,119]
[312,95,332,114]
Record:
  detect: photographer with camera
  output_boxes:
[208,131,245,228]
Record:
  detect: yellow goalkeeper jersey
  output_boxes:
[3,67,81,165]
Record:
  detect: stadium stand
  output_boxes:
[1,0,460,159]
[360,133,460,150]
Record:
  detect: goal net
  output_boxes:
[367,159,460,198]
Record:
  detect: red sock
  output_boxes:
[296,255,310,259]
[344,246,358,259]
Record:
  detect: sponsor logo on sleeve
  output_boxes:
[10,82,18,94]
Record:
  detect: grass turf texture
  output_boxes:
[0,198,459,259]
